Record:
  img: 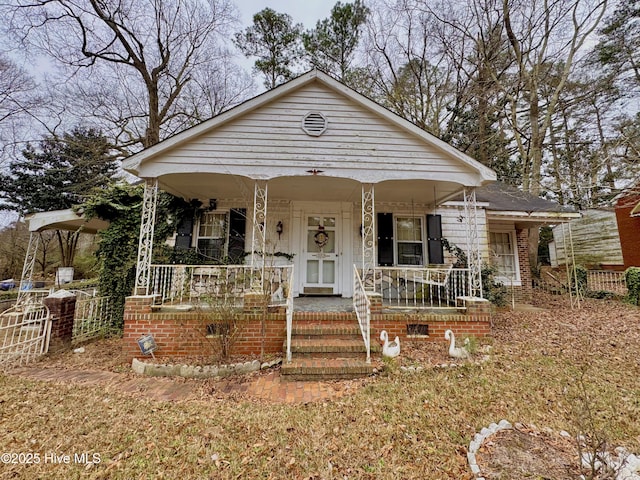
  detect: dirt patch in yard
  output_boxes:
[476,425,582,480]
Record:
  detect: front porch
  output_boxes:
[122,265,491,378]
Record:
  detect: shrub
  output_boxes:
[625,267,640,306]
[571,265,588,296]
[481,264,508,307]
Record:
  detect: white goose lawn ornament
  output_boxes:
[380,330,400,358]
[444,329,470,359]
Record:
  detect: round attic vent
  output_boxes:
[302,111,328,136]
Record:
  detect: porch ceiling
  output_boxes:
[157,173,466,206]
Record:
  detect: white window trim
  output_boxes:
[196,210,230,261]
[393,214,426,266]
[488,228,521,286]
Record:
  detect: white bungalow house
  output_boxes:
[123,70,494,298]
[119,70,574,375]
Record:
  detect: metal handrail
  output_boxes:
[285,266,294,363]
[353,265,371,363]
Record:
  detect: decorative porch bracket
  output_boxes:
[251,180,268,291]
[361,183,376,291]
[134,178,158,295]
[17,232,39,304]
[464,187,483,298]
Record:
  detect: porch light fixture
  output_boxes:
[306,168,324,175]
[209,199,217,210]
[276,221,283,239]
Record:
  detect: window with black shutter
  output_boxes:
[227,208,246,263]
[377,213,394,266]
[427,214,444,264]
[174,215,194,250]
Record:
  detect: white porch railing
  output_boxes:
[373,266,470,309]
[353,266,371,363]
[149,264,293,307]
[587,270,627,296]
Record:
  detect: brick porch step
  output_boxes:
[280,357,376,381]
[291,323,361,337]
[287,338,367,359]
[282,321,378,380]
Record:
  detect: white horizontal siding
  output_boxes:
[150,83,474,179]
[440,207,489,263]
[553,210,623,266]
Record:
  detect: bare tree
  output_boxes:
[3,0,243,149]
[362,0,463,136]
[0,54,40,166]
[499,0,608,196]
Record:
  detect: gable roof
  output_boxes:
[122,69,495,187]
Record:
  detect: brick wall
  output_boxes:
[43,294,77,352]
[615,195,640,268]
[123,295,491,361]
[122,295,286,360]
[515,228,533,303]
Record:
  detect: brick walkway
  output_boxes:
[8,367,359,404]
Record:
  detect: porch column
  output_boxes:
[251,180,268,290]
[17,232,39,304]
[463,187,483,298]
[361,183,376,291]
[134,178,158,295]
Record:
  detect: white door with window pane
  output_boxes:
[303,215,339,294]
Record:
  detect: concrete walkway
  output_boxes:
[8,366,359,404]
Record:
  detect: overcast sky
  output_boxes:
[236,0,334,29]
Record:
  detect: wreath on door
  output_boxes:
[314,226,329,249]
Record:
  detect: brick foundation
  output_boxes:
[122,295,491,361]
[43,293,77,352]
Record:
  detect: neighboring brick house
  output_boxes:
[615,185,640,268]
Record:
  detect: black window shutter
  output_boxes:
[377,212,394,266]
[174,215,194,250]
[228,208,246,263]
[427,214,444,264]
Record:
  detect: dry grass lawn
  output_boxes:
[1,293,639,479]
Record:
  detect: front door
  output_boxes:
[303,215,339,294]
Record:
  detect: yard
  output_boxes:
[1,293,639,479]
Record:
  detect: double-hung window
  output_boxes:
[197,212,228,261]
[488,231,519,283]
[395,216,424,266]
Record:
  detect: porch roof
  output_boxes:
[122,70,496,203]
[449,182,580,225]
[25,209,109,234]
